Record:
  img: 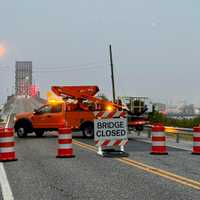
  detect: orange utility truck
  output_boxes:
[14,86,126,138]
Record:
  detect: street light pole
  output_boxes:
[109,45,116,103]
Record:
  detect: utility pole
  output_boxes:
[109,45,116,103]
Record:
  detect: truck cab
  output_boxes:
[14,102,66,138]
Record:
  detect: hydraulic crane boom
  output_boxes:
[51,86,122,109]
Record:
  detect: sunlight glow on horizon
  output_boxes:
[0,45,6,57]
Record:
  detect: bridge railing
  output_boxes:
[144,125,193,143]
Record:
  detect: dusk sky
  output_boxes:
[0,1,200,105]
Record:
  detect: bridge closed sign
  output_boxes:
[94,118,128,141]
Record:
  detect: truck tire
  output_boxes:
[15,119,33,138]
[16,125,28,138]
[82,123,94,139]
[34,129,45,137]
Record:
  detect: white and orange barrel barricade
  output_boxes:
[57,128,75,158]
[192,126,200,155]
[151,123,168,155]
[0,128,17,162]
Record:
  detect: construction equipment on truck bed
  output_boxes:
[117,96,149,131]
[117,96,148,115]
[51,86,122,111]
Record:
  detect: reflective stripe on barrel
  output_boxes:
[0,147,16,153]
[192,127,200,154]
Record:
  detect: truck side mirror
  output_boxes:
[34,109,40,114]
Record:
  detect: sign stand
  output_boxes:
[97,146,128,157]
[97,146,103,156]
[120,145,124,152]
[97,147,129,158]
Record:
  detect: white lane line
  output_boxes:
[5,113,12,129]
[0,163,14,200]
[0,111,14,199]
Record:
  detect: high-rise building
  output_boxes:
[15,61,32,96]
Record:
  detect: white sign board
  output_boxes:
[94,118,128,141]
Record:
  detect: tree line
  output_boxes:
[148,111,200,128]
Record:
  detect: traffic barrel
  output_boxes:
[151,123,168,155]
[57,128,75,158]
[0,128,17,162]
[192,126,200,155]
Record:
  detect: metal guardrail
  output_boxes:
[144,125,193,143]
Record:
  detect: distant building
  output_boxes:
[15,61,32,96]
[153,103,166,112]
[179,104,195,115]
[194,108,200,115]
[166,104,179,114]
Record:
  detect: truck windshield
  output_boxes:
[38,104,62,114]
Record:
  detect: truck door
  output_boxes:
[65,103,94,129]
[32,104,65,128]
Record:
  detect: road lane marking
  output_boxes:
[73,140,96,153]
[119,158,200,190]
[5,112,12,129]
[73,139,200,190]
[0,163,14,200]
[0,111,14,200]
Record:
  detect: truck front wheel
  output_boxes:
[82,124,94,139]
[16,126,28,138]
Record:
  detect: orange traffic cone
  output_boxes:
[0,128,17,162]
[151,123,168,155]
[192,126,200,155]
[57,128,75,158]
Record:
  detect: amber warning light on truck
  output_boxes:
[48,99,64,104]
[106,105,114,112]
[47,91,64,104]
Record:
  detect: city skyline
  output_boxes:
[1,1,200,105]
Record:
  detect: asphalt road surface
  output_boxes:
[1,97,200,200]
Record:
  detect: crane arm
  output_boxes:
[51,86,122,109]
